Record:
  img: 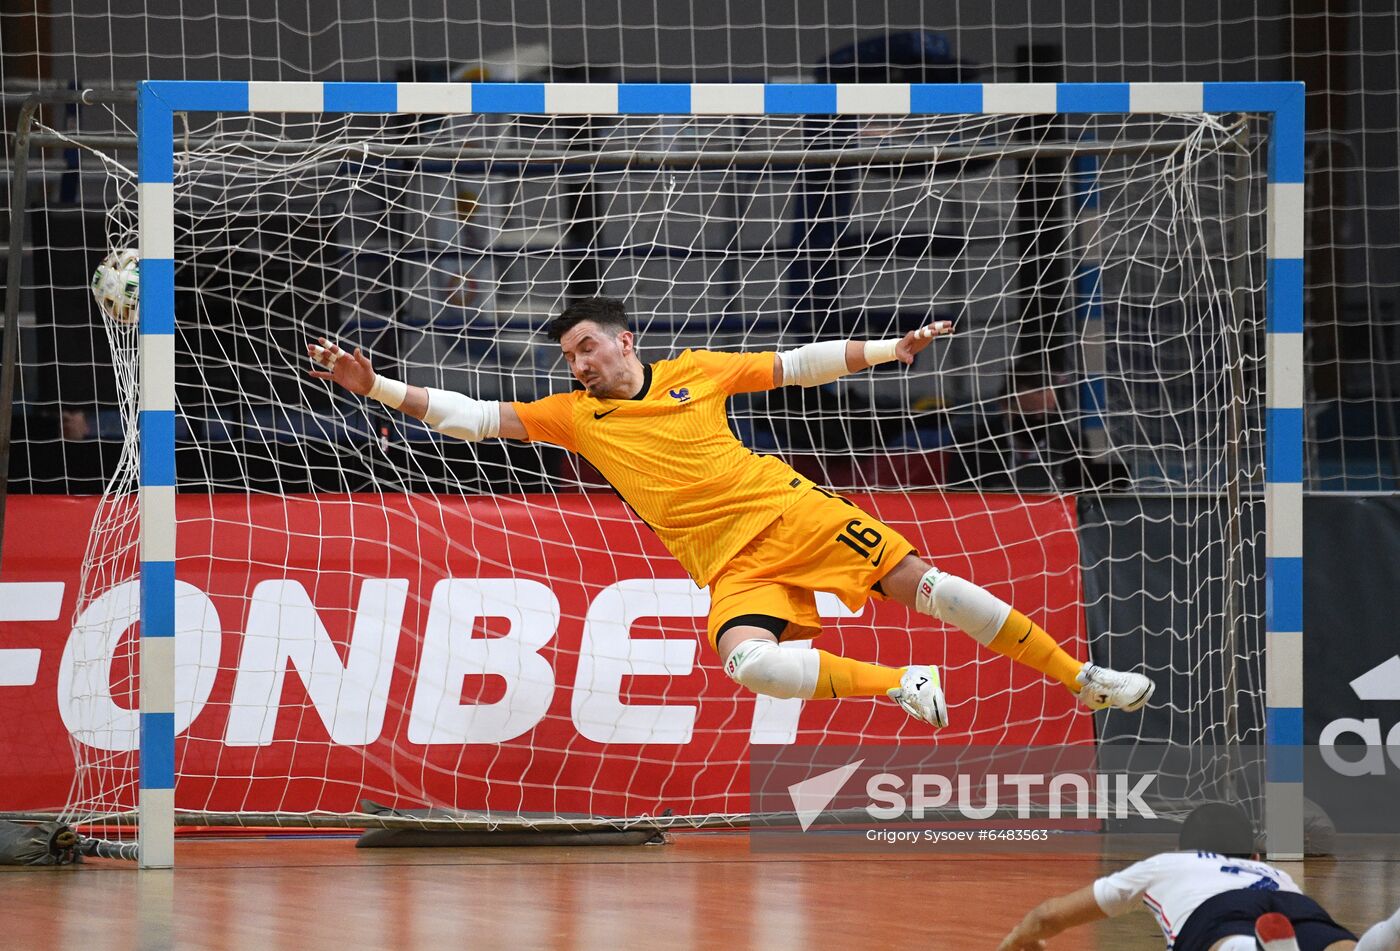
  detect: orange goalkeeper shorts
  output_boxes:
[705,481,916,652]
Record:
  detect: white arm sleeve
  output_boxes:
[423,388,501,442]
[777,339,850,387]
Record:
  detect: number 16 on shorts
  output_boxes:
[835,518,886,565]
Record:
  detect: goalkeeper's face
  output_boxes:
[558,320,640,399]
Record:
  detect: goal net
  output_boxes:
[59,86,1282,848]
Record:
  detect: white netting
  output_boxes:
[59,104,1269,827]
[5,7,1397,493]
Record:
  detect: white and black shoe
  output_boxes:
[887,665,949,729]
[1075,662,1154,712]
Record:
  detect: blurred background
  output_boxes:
[0,0,1394,496]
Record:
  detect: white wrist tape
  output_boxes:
[863,338,902,365]
[367,375,408,410]
[423,388,501,442]
[778,339,850,387]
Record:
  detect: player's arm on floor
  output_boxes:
[771,319,954,387]
[996,883,1108,951]
[306,338,528,440]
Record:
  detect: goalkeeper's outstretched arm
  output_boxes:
[772,319,954,388]
[306,338,528,440]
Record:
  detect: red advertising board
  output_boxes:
[0,492,1091,818]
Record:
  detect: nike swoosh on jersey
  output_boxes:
[871,544,888,567]
[593,408,619,419]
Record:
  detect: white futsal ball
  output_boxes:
[91,249,141,324]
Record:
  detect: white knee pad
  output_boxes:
[915,567,1012,645]
[723,639,819,700]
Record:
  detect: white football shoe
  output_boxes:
[1075,662,1154,712]
[887,665,949,729]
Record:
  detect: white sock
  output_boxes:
[1215,938,1258,951]
[1357,906,1400,951]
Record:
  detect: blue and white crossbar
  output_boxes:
[136,80,1305,866]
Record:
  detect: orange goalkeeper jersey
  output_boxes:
[512,349,806,586]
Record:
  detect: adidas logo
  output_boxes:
[1320,655,1400,774]
[1350,655,1400,701]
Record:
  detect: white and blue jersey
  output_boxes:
[1093,851,1299,948]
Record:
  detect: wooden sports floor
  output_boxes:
[6,833,1398,950]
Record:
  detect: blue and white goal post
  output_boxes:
[134,79,1305,867]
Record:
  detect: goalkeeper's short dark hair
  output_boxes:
[545,297,631,342]
[1178,802,1257,858]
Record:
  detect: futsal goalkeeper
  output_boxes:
[307,296,1153,729]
